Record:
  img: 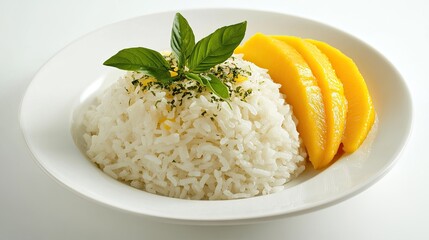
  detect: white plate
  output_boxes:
[20,9,412,225]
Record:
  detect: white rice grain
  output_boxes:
[83,55,307,200]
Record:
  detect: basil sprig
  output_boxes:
[103,12,247,100]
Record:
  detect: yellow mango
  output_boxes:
[234,75,248,83]
[141,77,156,87]
[159,117,175,131]
[169,70,178,77]
[273,36,348,168]
[307,39,375,153]
[235,33,327,169]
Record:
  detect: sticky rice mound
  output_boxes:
[83,54,307,200]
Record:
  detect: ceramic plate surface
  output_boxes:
[20,9,412,225]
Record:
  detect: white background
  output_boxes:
[1,0,427,239]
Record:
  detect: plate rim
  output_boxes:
[19,8,413,225]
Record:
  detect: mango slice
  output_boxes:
[307,39,375,153]
[273,36,348,168]
[235,33,327,169]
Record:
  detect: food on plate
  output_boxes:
[83,13,307,200]
[82,12,375,199]
[307,39,375,153]
[235,34,328,169]
[273,36,348,168]
[236,33,375,169]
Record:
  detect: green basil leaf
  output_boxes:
[171,13,195,67]
[103,47,172,83]
[199,74,211,85]
[184,72,203,85]
[187,21,247,73]
[203,74,230,100]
